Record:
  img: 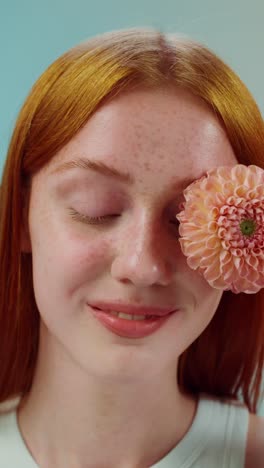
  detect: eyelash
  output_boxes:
[68,208,180,229]
[68,208,118,225]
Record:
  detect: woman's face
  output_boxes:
[25,86,237,382]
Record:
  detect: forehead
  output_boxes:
[46,86,237,190]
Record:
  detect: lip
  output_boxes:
[88,305,177,339]
[88,301,175,317]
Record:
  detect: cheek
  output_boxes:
[29,210,112,305]
[196,274,223,310]
[180,262,223,322]
[177,270,223,350]
[65,236,111,287]
[192,277,223,331]
[174,253,219,300]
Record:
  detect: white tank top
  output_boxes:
[0,393,249,467]
[153,393,249,467]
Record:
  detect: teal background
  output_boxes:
[1,1,264,414]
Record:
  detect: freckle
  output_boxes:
[144,162,151,171]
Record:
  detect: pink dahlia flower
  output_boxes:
[176,165,264,294]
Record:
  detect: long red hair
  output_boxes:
[1,28,263,412]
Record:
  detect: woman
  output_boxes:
[0,27,263,467]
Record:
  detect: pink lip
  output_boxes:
[88,301,175,317]
[88,305,177,339]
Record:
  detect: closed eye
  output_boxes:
[68,208,180,230]
[68,208,119,225]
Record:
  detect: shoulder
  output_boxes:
[245,413,264,468]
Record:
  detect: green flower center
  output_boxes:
[239,219,256,237]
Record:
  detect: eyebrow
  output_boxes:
[51,156,201,194]
[51,157,134,185]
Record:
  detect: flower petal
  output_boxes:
[177,164,264,294]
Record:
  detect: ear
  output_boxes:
[20,189,32,253]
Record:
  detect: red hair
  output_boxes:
[1,27,263,412]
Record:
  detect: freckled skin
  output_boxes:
[24,83,237,374]
[19,86,238,467]
[26,85,238,377]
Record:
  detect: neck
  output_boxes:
[17,327,197,468]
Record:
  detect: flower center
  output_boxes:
[239,219,256,237]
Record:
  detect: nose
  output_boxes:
[111,216,178,287]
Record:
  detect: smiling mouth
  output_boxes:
[89,305,178,339]
[98,310,174,320]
